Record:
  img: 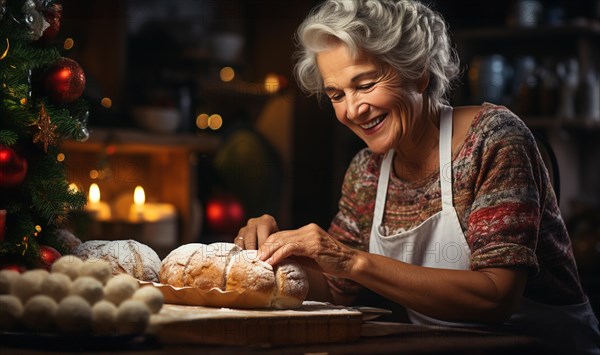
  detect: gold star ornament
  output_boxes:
[32,103,58,153]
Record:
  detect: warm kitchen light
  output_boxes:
[63,38,74,50]
[196,113,209,129]
[264,73,280,93]
[101,97,112,108]
[208,114,223,130]
[68,183,79,193]
[89,169,99,179]
[220,66,235,82]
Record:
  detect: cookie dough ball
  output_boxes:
[22,295,57,332]
[71,276,104,305]
[92,300,118,335]
[0,269,20,294]
[51,255,84,280]
[0,295,23,331]
[132,286,163,314]
[79,259,112,285]
[11,269,49,303]
[40,272,72,302]
[116,299,150,334]
[55,295,92,334]
[104,274,139,305]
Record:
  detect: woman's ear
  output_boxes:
[417,72,430,94]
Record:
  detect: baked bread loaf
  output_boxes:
[225,250,276,308]
[159,243,309,308]
[73,240,161,282]
[159,243,204,287]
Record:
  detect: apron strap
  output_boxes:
[372,149,394,228]
[372,105,454,228]
[439,106,454,209]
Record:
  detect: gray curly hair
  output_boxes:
[293,0,460,109]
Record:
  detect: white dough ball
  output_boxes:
[11,269,49,303]
[22,295,57,332]
[116,299,150,334]
[40,273,72,302]
[0,295,23,330]
[51,255,83,280]
[79,259,112,285]
[55,295,93,334]
[70,276,104,305]
[132,286,163,314]
[0,269,20,294]
[104,274,139,305]
[92,300,118,335]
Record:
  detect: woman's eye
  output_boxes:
[329,93,344,102]
[357,83,376,90]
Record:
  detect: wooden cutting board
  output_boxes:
[149,302,363,346]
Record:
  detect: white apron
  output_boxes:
[368,106,600,352]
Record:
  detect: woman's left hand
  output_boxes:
[258,223,358,278]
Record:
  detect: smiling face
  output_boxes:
[316,42,424,154]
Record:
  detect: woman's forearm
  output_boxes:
[348,251,527,323]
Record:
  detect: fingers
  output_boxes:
[259,228,316,265]
[234,215,279,250]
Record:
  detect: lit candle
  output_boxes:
[129,185,145,222]
[129,185,177,223]
[85,183,111,221]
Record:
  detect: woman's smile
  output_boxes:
[359,114,387,133]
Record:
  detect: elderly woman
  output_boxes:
[235,0,599,351]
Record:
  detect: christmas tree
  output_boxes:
[0,0,89,270]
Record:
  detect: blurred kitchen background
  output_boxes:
[58,0,600,303]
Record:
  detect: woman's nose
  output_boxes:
[346,100,369,121]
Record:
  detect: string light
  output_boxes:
[196,113,209,129]
[64,38,74,50]
[208,114,223,130]
[219,67,235,82]
[101,97,112,108]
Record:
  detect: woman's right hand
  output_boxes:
[234,214,279,250]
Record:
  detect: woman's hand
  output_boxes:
[258,223,359,278]
[234,214,279,250]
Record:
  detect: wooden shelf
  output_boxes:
[61,128,222,154]
[454,23,600,41]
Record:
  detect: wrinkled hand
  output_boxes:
[258,223,358,278]
[234,214,279,250]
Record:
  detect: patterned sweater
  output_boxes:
[327,103,586,306]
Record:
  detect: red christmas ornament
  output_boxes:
[44,57,86,104]
[0,261,26,273]
[40,3,63,42]
[205,194,246,235]
[38,245,61,270]
[0,145,28,188]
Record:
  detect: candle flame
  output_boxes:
[89,183,100,204]
[68,183,79,193]
[134,185,145,206]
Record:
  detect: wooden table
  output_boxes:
[0,313,555,354]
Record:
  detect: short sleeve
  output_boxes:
[467,112,542,272]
